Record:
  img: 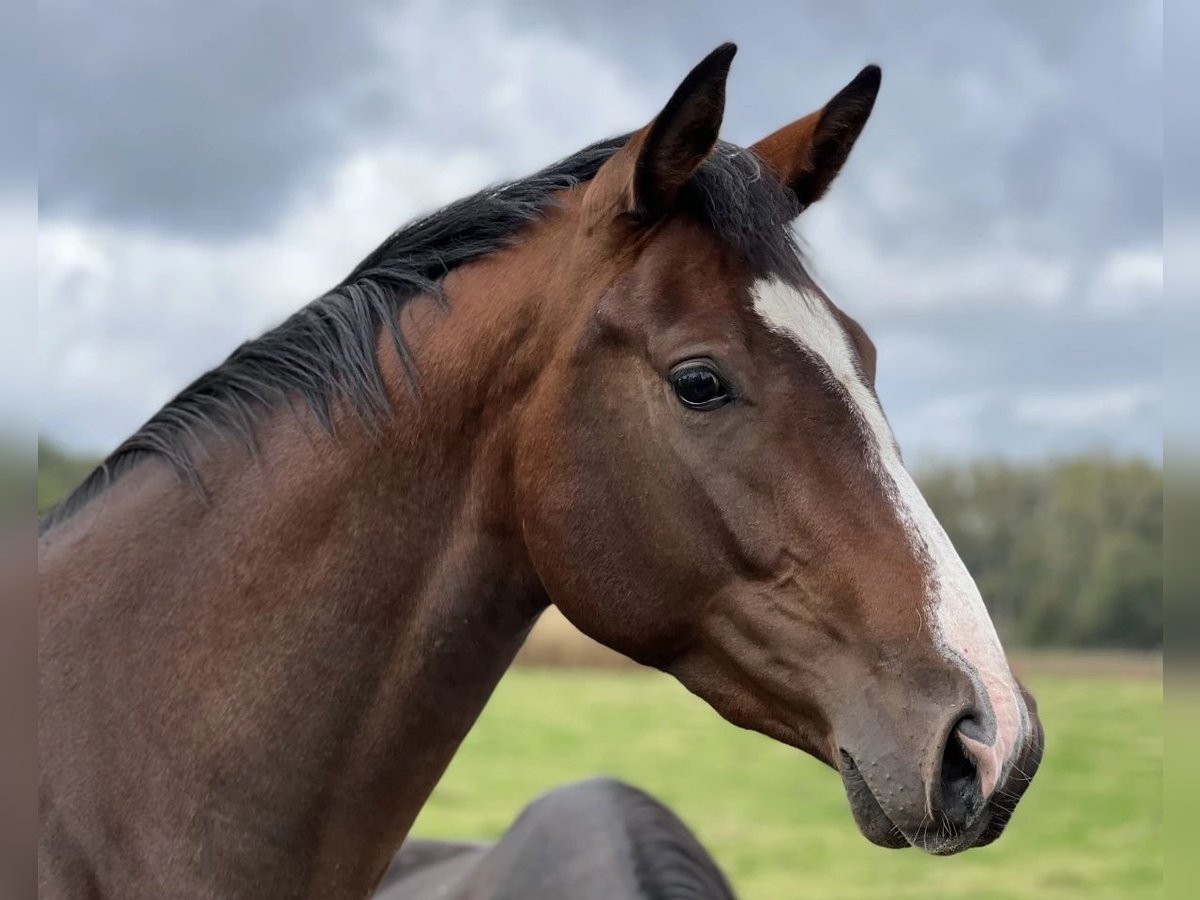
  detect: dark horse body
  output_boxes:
[40,45,1042,899]
[375,779,735,900]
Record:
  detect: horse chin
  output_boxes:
[837,751,910,850]
[841,780,1031,856]
[840,755,983,854]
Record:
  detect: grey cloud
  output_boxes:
[39,0,402,237]
[37,0,1163,460]
[871,308,1161,461]
[39,0,1162,260]
[37,0,655,239]
[511,0,1161,268]
[1,0,36,190]
[1166,0,1197,219]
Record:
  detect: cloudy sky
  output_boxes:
[33,0,1163,461]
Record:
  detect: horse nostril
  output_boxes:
[939,717,983,829]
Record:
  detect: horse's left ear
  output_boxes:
[586,43,735,223]
[751,65,881,210]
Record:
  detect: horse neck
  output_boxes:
[38,238,571,899]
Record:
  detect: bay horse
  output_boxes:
[39,44,1043,899]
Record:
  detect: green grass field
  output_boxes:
[410,667,1161,899]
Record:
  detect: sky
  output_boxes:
[31,0,1164,461]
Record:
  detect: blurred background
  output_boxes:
[29,1,1162,897]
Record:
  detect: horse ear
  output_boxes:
[587,43,735,222]
[751,65,881,210]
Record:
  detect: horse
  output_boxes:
[39,43,1043,900]
[374,778,737,900]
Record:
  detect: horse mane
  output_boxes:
[40,136,799,534]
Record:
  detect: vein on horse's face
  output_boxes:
[749,274,1028,798]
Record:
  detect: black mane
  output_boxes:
[40,137,799,533]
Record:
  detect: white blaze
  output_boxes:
[751,275,1027,797]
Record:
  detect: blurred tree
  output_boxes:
[0,440,33,524]
[921,456,1162,650]
[37,440,100,514]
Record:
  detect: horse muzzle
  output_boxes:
[837,682,1044,854]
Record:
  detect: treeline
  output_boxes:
[32,442,1161,649]
[37,440,98,514]
[920,456,1161,650]
[0,439,32,524]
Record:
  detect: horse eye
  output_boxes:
[670,362,732,411]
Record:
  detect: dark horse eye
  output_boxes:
[670,362,732,411]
